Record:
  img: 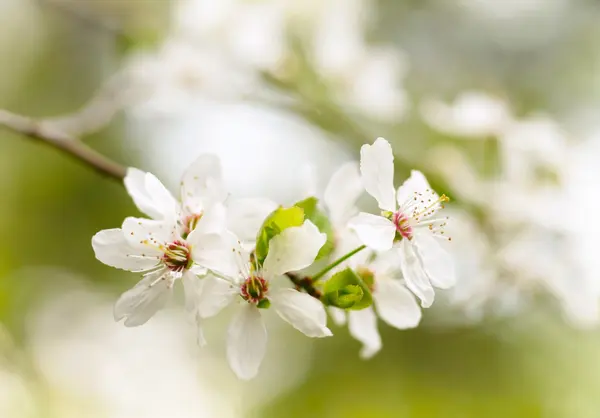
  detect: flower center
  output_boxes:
[356,266,376,292]
[181,213,203,239]
[393,211,414,239]
[241,275,269,304]
[162,240,192,272]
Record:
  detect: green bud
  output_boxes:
[322,268,373,310]
[325,284,364,309]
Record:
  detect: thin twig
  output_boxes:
[286,272,322,299]
[0,109,126,181]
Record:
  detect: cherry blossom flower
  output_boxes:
[348,137,455,307]
[194,221,332,380]
[92,155,237,329]
[328,236,421,359]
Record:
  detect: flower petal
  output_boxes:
[197,275,238,318]
[226,304,267,380]
[124,168,164,219]
[324,161,363,226]
[413,233,456,289]
[189,202,227,236]
[92,229,159,272]
[142,171,178,221]
[262,221,326,279]
[396,170,435,207]
[271,289,332,338]
[360,137,396,211]
[348,307,382,359]
[181,154,227,215]
[190,231,246,279]
[122,217,177,248]
[328,307,347,326]
[348,212,395,251]
[227,197,278,245]
[374,280,421,329]
[113,270,171,327]
[181,271,209,346]
[399,239,435,308]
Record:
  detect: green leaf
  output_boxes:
[322,268,373,310]
[255,206,305,267]
[294,197,335,260]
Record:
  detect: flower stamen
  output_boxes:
[162,240,193,272]
[240,275,269,304]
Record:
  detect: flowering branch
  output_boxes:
[0,109,126,181]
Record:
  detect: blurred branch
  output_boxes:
[39,0,125,38]
[44,71,134,137]
[0,109,126,181]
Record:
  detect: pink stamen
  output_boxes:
[393,211,413,239]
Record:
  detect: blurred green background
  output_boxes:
[3,0,600,417]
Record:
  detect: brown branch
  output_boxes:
[285,272,322,299]
[0,109,126,181]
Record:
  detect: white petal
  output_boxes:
[190,231,246,279]
[324,161,363,225]
[328,307,347,326]
[196,275,238,318]
[113,271,171,327]
[92,229,159,272]
[262,221,326,279]
[413,233,456,289]
[369,248,402,278]
[181,271,202,315]
[271,289,332,338]
[189,202,227,236]
[348,212,395,251]
[360,137,396,211]
[122,217,177,249]
[399,240,435,308]
[181,272,209,347]
[144,172,178,221]
[181,154,227,214]
[396,170,435,207]
[348,308,382,359]
[226,197,278,244]
[374,280,421,329]
[124,168,164,219]
[226,304,267,380]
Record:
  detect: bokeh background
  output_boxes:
[3,0,600,417]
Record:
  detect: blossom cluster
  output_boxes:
[92,137,455,379]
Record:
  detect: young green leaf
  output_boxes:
[255,206,305,267]
[294,197,335,260]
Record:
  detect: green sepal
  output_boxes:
[257,299,271,309]
[255,206,305,267]
[294,197,335,260]
[322,268,373,310]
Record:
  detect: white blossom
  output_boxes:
[92,155,235,331]
[329,237,421,359]
[348,137,455,307]
[194,221,332,380]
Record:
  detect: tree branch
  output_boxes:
[0,109,126,181]
[286,272,322,299]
